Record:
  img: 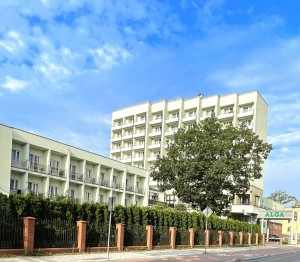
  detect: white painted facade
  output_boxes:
[0,124,149,207]
[110,91,268,210]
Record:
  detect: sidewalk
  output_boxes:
[1,245,300,262]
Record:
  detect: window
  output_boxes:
[240,195,250,205]
[113,175,117,184]
[154,139,161,145]
[50,159,60,171]
[255,195,260,206]
[29,154,40,165]
[166,194,176,204]
[188,111,196,117]
[224,107,233,114]
[138,152,144,158]
[116,156,121,161]
[11,149,21,162]
[205,109,214,116]
[127,130,133,136]
[242,106,253,113]
[127,118,133,124]
[153,151,160,157]
[28,182,39,193]
[126,142,133,148]
[116,133,121,138]
[241,120,252,128]
[117,121,122,126]
[69,189,75,198]
[171,125,178,132]
[85,168,92,178]
[115,143,121,149]
[99,194,104,203]
[85,192,90,201]
[125,153,131,159]
[138,140,145,145]
[155,126,162,132]
[136,181,140,190]
[10,179,18,190]
[70,164,76,175]
[139,128,145,133]
[139,115,145,121]
[49,186,58,197]
[171,112,179,118]
[100,172,105,181]
[155,114,162,120]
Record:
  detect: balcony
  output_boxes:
[111,136,122,142]
[135,188,145,195]
[182,115,196,123]
[50,168,66,178]
[148,199,174,208]
[84,176,97,185]
[165,130,176,137]
[126,185,135,193]
[121,146,132,152]
[133,132,145,138]
[111,182,123,190]
[122,122,134,128]
[237,109,254,119]
[148,144,161,149]
[166,117,179,124]
[147,156,158,162]
[111,148,121,153]
[69,172,83,181]
[148,131,161,137]
[132,144,144,150]
[11,158,28,169]
[134,119,146,126]
[112,125,122,131]
[99,179,110,188]
[149,119,162,125]
[132,157,144,162]
[218,112,234,120]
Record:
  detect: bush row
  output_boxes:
[0,193,260,233]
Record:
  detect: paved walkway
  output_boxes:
[1,245,300,262]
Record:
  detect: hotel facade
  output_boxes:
[110,91,269,218]
[0,124,149,207]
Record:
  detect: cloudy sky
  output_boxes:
[1,0,300,199]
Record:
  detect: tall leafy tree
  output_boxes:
[268,190,298,205]
[150,116,272,215]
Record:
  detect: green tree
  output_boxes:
[268,190,298,205]
[150,116,272,215]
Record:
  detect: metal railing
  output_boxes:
[0,215,23,249]
[153,226,170,246]
[99,179,110,187]
[195,229,205,245]
[86,222,116,247]
[34,218,77,248]
[124,224,147,246]
[11,158,28,169]
[176,228,189,245]
[50,168,65,178]
[69,172,83,181]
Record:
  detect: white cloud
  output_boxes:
[0,30,24,53]
[268,131,300,145]
[89,45,132,70]
[35,53,71,79]
[0,76,30,91]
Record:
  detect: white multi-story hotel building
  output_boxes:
[110,91,268,218]
[0,124,149,207]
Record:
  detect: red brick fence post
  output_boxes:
[77,220,87,252]
[23,217,36,255]
[146,225,153,250]
[116,223,125,251]
[169,227,176,249]
[189,228,195,248]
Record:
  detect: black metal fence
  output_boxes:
[124,224,147,246]
[153,226,170,246]
[34,219,77,248]
[195,229,205,245]
[210,230,219,245]
[176,228,189,245]
[0,216,23,249]
[86,222,116,247]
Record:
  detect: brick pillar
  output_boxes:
[262,233,265,246]
[169,227,176,249]
[146,225,153,250]
[229,231,234,246]
[239,232,243,245]
[255,233,259,245]
[116,223,125,251]
[218,231,223,247]
[23,217,36,255]
[205,230,210,248]
[77,220,87,252]
[248,233,251,246]
[189,228,195,248]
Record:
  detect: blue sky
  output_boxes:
[1,0,300,199]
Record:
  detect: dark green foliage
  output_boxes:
[0,193,260,233]
[150,116,272,215]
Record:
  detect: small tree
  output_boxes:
[150,116,272,215]
[268,190,298,205]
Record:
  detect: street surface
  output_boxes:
[1,245,300,262]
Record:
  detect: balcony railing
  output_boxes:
[11,159,28,169]
[111,182,123,190]
[148,199,175,208]
[28,163,48,174]
[135,188,145,195]
[50,168,65,178]
[84,176,97,184]
[99,179,110,188]
[69,173,83,181]
[126,185,135,193]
